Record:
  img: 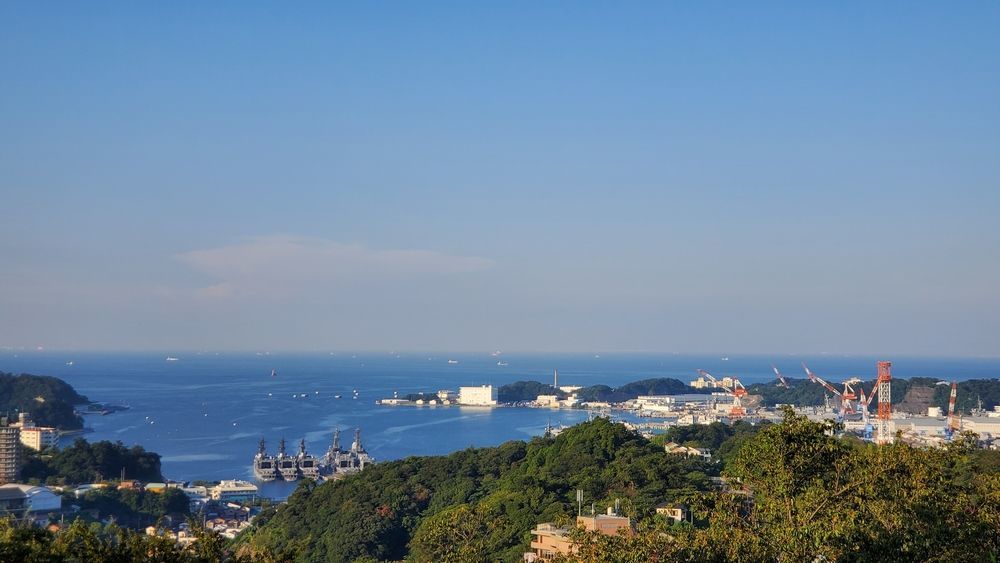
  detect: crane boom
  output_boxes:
[947,381,958,432]
[771,364,790,388]
[802,363,841,396]
[696,369,746,418]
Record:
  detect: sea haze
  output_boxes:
[2,352,998,498]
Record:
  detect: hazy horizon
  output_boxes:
[3,4,998,356]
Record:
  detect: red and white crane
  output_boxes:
[770,364,790,389]
[697,369,747,418]
[947,381,959,434]
[840,378,861,415]
[802,363,847,413]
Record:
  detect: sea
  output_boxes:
[2,351,998,499]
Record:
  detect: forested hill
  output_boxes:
[0,372,89,429]
[499,377,712,403]
[234,418,718,562]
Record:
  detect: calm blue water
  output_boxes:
[2,351,998,497]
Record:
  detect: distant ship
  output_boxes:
[165,357,179,362]
[271,369,277,377]
[334,394,342,399]
[65,361,74,366]
[447,359,459,365]
[496,361,508,367]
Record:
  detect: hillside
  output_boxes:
[0,371,89,430]
[21,438,164,485]
[234,418,718,562]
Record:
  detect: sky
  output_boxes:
[1,2,999,355]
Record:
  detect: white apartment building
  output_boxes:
[19,427,59,451]
[458,385,497,406]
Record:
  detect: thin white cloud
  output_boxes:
[176,235,493,299]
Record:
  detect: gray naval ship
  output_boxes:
[253,428,373,481]
[324,428,375,477]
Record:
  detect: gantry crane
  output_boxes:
[840,377,861,415]
[697,369,747,418]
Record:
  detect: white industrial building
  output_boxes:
[458,385,497,406]
[633,394,732,414]
[0,484,61,513]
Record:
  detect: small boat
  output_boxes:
[271,369,277,377]
[165,357,179,362]
[447,359,459,365]
[496,361,508,366]
[334,395,342,399]
[65,361,74,366]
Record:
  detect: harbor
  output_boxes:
[0,352,994,499]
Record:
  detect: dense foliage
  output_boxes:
[0,518,255,563]
[0,371,88,429]
[557,414,1000,562]
[235,418,717,562]
[498,380,566,402]
[76,487,191,528]
[652,420,769,465]
[21,438,164,485]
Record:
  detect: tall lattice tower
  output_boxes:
[875,361,894,444]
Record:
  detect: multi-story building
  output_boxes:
[209,480,259,503]
[526,511,633,562]
[0,420,21,484]
[11,412,59,451]
[18,427,59,451]
[458,385,497,406]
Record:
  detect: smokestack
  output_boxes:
[554,369,558,389]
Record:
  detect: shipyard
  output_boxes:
[374,363,1000,450]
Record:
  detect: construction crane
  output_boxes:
[696,369,747,418]
[946,381,959,438]
[770,364,790,388]
[874,361,893,445]
[802,363,844,413]
[840,377,861,415]
[858,387,873,439]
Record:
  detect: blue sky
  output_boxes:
[1,3,998,354]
